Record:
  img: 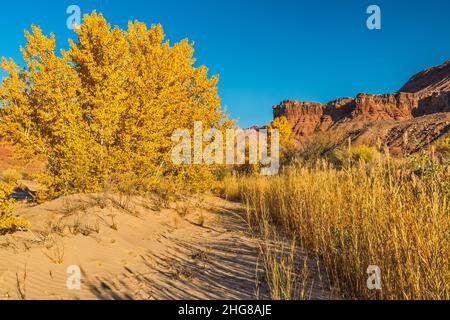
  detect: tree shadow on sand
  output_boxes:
[82,203,336,300]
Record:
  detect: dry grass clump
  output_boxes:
[1,168,22,184]
[332,144,380,166]
[258,233,311,300]
[16,266,27,300]
[224,153,449,300]
[238,187,315,300]
[43,236,65,264]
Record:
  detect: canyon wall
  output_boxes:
[272,59,450,152]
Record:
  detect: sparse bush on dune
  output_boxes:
[0,11,231,197]
[0,181,30,232]
[224,155,449,300]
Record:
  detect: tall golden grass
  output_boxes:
[224,154,449,300]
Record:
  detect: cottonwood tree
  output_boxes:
[268,116,293,149]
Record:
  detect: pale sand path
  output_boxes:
[0,194,336,300]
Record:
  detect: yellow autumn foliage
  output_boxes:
[0,11,231,195]
[0,181,30,232]
[268,116,293,149]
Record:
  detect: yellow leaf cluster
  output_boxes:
[0,181,30,232]
[268,116,294,149]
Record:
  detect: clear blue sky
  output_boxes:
[0,0,449,127]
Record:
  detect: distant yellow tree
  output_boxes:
[0,11,229,195]
[268,116,294,149]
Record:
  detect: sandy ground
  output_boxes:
[0,193,336,300]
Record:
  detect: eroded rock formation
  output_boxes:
[272,59,450,153]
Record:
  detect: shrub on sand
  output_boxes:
[0,181,30,232]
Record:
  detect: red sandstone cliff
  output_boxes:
[399,59,450,97]
[272,59,450,153]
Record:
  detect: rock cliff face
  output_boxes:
[273,100,324,138]
[351,93,418,121]
[399,59,450,97]
[272,59,450,152]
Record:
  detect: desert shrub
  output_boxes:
[409,152,441,179]
[0,11,231,196]
[408,152,450,202]
[333,144,380,166]
[297,131,343,162]
[1,168,22,184]
[436,134,450,162]
[0,181,30,232]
